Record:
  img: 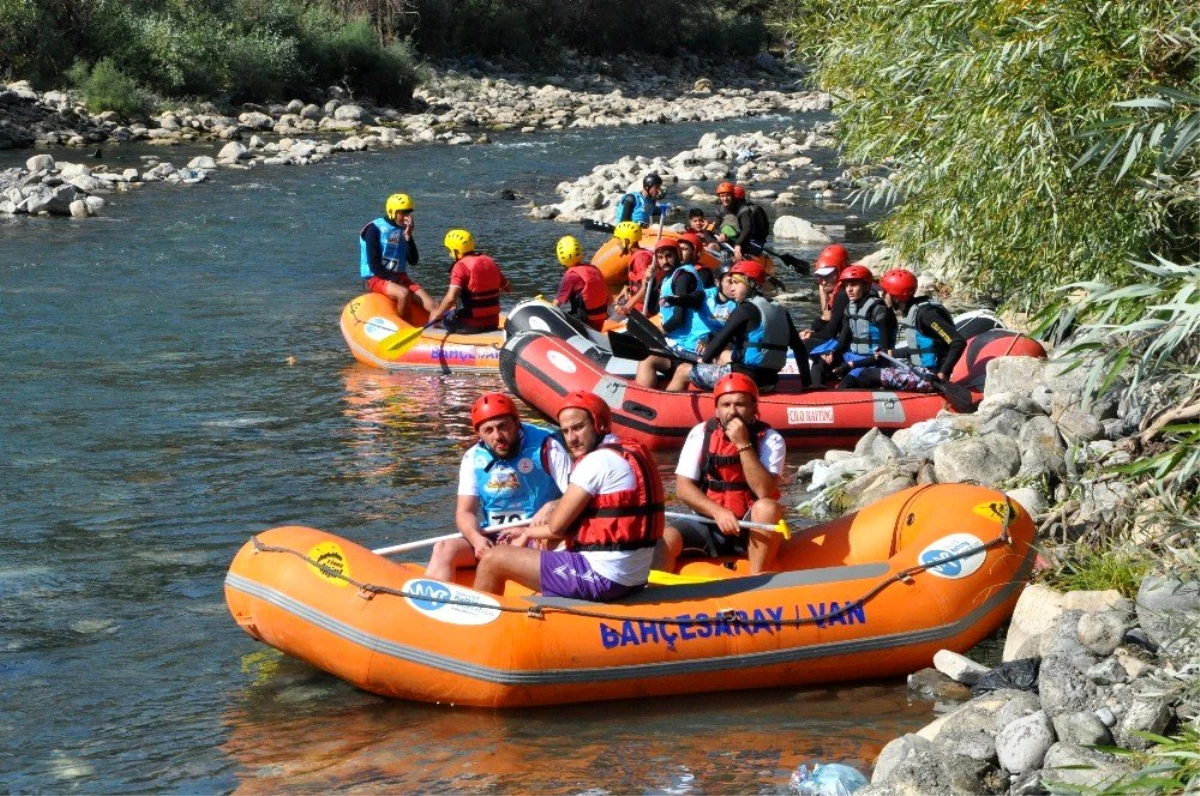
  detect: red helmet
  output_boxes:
[733,185,746,201]
[729,259,766,286]
[879,268,918,302]
[558,390,611,435]
[654,238,680,253]
[839,264,874,284]
[676,232,702,251]
[715,181,735,196]
[471,392,519,429]
[713,371,759,400]
[815,244,850,271]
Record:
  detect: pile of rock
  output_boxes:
[531,124,873,235]
[865,578,1198,795]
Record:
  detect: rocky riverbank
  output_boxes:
[1,53,829,218]
[782,348,1199,794]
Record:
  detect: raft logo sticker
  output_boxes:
[973,501,1015,523]
[546,350,577,374]
[919,534,987,580]
[307,542,350,587]
[404,579,502,625]
[786,406,834,425]
[364,316,400,342]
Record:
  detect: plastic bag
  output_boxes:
[788,762,870,796]
[970,657,1040,695]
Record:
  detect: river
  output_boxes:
[0,115,936,793]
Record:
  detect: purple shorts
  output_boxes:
[539,549,639,601]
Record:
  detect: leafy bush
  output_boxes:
[782,0,1197,306]
[225,30,302,102]
[303,16,423,105]
[67,58,146,118]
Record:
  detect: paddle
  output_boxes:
[665,510,791,539]
[380,318,440,355]
[642,206,668,316]
[609,331,698,364]
[877,351,975,412]
[373,516,535,556]
[625,307,669,348]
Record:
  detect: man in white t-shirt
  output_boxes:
[653,372,787,575]
[473,391,664,600]
[425,392,572,582]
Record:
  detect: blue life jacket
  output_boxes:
[700,285,734,330]
[900,298,942,368]
[659,265,712,353]
[359,218,410,280]
[737,296,788,370]
[847,295,884,355]
[613,192,651,226]
[470,424,563,527]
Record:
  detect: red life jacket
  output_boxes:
[699,417,776,517]
[571,263,609,331]
[455,253,505,329]
[626,249,653,289]
[572,439,665,551]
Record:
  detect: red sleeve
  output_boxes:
[555,270,581,303]
[628,250,651,283]
[448,260,470,288]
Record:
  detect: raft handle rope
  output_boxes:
[246,496,1020,630]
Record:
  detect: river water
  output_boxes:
[0,115,936,793]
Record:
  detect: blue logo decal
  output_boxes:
[407,579,451,611]
[920,549,962,576]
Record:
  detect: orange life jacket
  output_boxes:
[572,439,665,551]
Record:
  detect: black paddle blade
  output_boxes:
[780,253,810,275]
[608,330,655,361]
[625,308,669,347]
[935,380,976,413]
[581,219,617,234]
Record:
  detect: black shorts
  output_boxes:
[669,513,750,558]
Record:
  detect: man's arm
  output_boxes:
[700,302,756,363]
[521,484,590,542]
[454,494,492,555]
[615,194,636,224]
[923,305,966,378]
[676,475,741,536]
[361,224,389,279]
[784,312,813,387]
[430,285,461,322]
[874,305,898,353]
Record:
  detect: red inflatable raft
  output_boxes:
[500,328,1047,451]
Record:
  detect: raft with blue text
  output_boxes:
[224,483,1036,708]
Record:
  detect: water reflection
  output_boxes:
[225,655,932,795]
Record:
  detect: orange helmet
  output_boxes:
[676,232,702,251]
[715,181,735,196]
[471,392,519,429]
[840,264,874,284]
[729,259,766,286]
[713,372,759,400]
[733,185,746,201]
[558,390,611,435]
[879,268,919,302]
[815,244,850,272]
[654,238,680,253]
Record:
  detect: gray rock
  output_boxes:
[908,667,973,701]
[1115,691,1176,750]
[934,649,991,685]
[1135,574,1200,653]
[852,427,902,465]
[934,698,1000,762]
[1004,584,1065,662]
[1051,711,1112,746]
[870,748,959,795]
[1078,611,1129,657]
[1056,407,1104,444]
[978,407,1028,438]
[872,733,934,784]
[992,691,1042,736]
[1016,415,1066,477]
[68,198,89,218]
[983,358,1046,398]
[1038,655,1098,717]
[1041,742,1132,791]
[25,153,55,172]
[1086,656,1129,685]
[932,433,1021,486]
[995,709,1055,774]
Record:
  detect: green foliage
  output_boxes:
[67,58,146,117]
[1073,727,1200,795]
[1038,538,1152,597]
[300,15,424,105]
[782,0,1198,306]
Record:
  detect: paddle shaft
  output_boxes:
[665,510,783,535]
[373,516,534,556]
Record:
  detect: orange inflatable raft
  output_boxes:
[225,484,1035,708]
[340,293,504,372]
[592,230,739,288]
